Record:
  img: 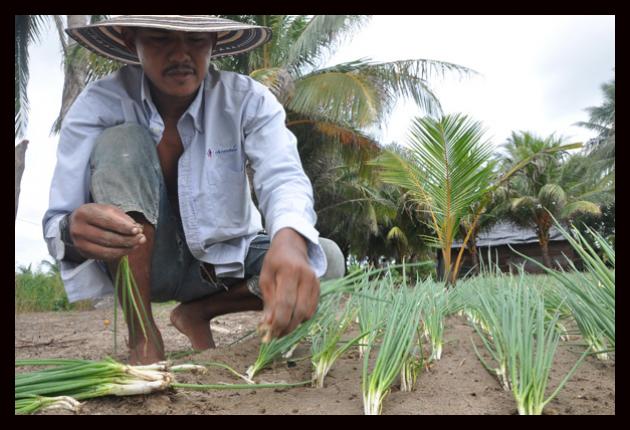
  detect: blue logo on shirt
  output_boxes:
[208,146,237,158]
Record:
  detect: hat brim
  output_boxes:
[65,15,272,65]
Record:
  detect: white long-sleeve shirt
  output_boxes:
[43,65,326,302]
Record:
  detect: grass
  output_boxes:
[15,267,93,313]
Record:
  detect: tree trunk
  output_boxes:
[468,240,479,275]
[540,236,552,268]
[537,215,553,268]
[53,15,89,132]
[442,248,453,286]
[15,139,29,220]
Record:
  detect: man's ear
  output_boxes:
[120,28,137,54]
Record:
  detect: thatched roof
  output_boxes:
[452,222,564,248]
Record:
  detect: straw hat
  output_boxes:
[65,15,272,64]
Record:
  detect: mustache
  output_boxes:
[164,64,196,75]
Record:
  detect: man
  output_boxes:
[43,15,345,364]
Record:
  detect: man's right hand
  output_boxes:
[68,203,146,261]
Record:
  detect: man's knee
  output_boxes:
[319,238,345,280]
[91,123,157,171]
[89,123,161,226]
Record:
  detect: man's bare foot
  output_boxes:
[129,336,165,365]
[170,303,215,350]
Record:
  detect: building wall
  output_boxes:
[476,241,577,274]
[438,240,578,278]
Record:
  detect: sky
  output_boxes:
[14,15,615,271]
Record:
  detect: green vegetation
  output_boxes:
[15,263,92,312]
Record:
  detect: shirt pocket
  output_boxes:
[203,167,249,229]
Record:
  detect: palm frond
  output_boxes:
[406,114,494,227]
[289,72,380,127]
[311,121,379,150]
[15,15,49,137]
[250,67,295,104]
[286,15,370,72]
[386,226,409,248]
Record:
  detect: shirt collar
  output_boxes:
[140,70,206,134]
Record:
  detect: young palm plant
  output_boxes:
[373,113,495,285]
[373,115,582,285]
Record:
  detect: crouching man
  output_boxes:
[43,15,345,364]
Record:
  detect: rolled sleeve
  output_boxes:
[270,214,327,278]
[42,85,120,302]
[243,85,326,277]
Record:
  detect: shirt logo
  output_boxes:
[208,145,237,158]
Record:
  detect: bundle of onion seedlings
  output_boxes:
[248,264,409,380]
[246,316,315,381]
[352,270,393,358]
[399,283,426,392]
[16,357,309,414]
[309,293,368,388]
[15,358,201,414]
[113,256,161,356]
[419,279,449,362]
[473,275,587,415]
[513,221,614,360]
[468,278,516,391]
[361,284,423,415]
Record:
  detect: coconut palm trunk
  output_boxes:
[15,139,29,220]
[536,210,554,268]
[468,239,480,275]
[539,236,552,268]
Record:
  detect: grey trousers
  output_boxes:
[89,123,345,303]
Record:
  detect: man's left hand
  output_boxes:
[258,228,320,341]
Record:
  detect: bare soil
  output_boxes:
[15,303,615,415]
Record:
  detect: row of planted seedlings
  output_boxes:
[21,220,610,416]
[528,222,614,361]
[457,272,588,415]
[205,217,614,416]
[241,262,455,415]
[452,219,615,415]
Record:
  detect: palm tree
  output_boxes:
[212,16,475,267]
[14,15,118,221]
[215,16,474,135]
[373,119,583,284]
[456,188,510,276]
[15,15,48,138]
[374,114,496,284]
[310,141,396,261]
[574,77,615,171]
[15,15,47,219]
[501,132,602,268]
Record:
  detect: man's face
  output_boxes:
[124,28,215,99]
